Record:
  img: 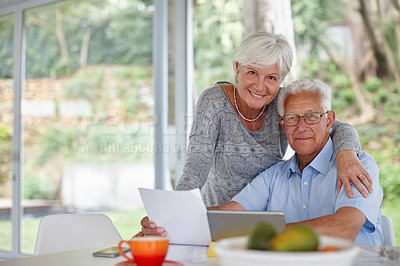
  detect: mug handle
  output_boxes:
[118,240,134,262]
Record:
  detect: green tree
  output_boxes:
[23,0,153,78]
[193,0,244,93]
[0,124,12,185]
[0,15,14,78]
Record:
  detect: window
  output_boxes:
[1,0,155,256]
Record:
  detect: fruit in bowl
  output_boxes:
[214,222,360,266]
[248,223,319,252]
[269,224,319,251]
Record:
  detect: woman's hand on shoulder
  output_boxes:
[336,150,373,198]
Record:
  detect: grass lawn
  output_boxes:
[105,209,147,240]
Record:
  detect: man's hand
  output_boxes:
[132,216,167,238]
[336,150,372,198]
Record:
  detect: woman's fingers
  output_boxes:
[339,173,373,198]
[359,172,373,193]
[350,177,369,198]
[336,150,373,198]
[341,180,354,198]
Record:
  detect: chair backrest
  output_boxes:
[34,213,122,255]
[381,215,396,246]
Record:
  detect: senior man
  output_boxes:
[208,78,383,245]
[140,78,383,245]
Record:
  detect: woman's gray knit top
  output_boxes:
[175,82,361,207]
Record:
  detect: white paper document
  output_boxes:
[138,188,212,246]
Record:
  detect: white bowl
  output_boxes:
[213,235,360,266]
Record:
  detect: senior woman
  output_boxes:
[137,32,372,237]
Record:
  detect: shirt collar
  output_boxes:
[288,137,335,177]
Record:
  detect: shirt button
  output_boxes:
[303,205,307,209]
[304,181,308,186]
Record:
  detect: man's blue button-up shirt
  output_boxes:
[232,137,384,245]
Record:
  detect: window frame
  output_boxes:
[0,0,191,258]
[0,0,63,259]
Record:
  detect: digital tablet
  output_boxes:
[207,210,286,241]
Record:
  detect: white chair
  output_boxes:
[34,213,122,255]
[381,215,396,246]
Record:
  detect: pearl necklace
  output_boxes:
[233,86,266,122]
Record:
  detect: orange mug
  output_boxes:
[118,236,169,266]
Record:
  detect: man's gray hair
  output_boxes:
[277,78,332,116]
[232,32,293,86]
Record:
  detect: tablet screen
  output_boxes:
[207,210,286,241]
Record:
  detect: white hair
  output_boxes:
[277,78,332,116]
[232,32,293,86]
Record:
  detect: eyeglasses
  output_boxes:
[280,111,329,126]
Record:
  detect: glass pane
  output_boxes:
[0,14,14,253]
[22,0,153,254]
[193,0,243,96]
